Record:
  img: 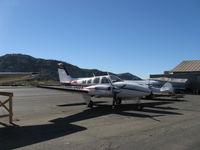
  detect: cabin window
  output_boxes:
[110,75,122,83]
[82,80,86,84]
[87,79,92,84]
[101,77,109,84]
[93,78,100,84]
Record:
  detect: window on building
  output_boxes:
[197,76,200,82]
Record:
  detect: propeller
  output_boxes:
[147,78,151,88]
[107,73,121,108]
[107,73,118,93]
[108,73,126,109]
[107,73,125,94]
[147,78,154,98]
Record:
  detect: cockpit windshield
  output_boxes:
[110,75,122,83]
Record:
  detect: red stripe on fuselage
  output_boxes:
[84,88,96,90]
[61,83,149,93]
[71,80,78,84]
[122,87,150,93]
[61,83,90,87]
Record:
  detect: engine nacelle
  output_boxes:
[85,84,113,97]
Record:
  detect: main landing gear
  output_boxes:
[86,97,143,111]
[87,100,94,108]
[136,104,143,111]
[136,99,143,111]
[83,94,94,108]
[112,98,122,109]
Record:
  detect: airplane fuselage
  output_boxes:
[56,63,174,109]
[62,75,151,99]
[85,85,150,99]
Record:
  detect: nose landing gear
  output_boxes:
[112,98,122,109]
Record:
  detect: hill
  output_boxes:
[0,54,141,83]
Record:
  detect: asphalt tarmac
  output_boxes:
[0,87,200,150]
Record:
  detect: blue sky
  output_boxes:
[0,0,200,78]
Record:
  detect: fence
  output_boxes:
[0,91,13,124]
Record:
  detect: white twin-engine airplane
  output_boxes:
[55,63,174,110]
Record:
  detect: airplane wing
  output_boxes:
[36,85,89,93]
[36,85,94,107]
[149,77,188,83]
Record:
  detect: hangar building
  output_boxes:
[150,60,200,94]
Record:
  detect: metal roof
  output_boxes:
[171,60,200,72]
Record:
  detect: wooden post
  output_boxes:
[9,94,13,123]
[0,91,13,124]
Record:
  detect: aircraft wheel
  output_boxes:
[137,105,143,111]
[87,100,94,108]
[116,98,122,105]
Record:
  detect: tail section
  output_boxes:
[57,63,73,84]
[160,82,174,94]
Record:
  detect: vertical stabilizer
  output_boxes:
[57,63,73,84]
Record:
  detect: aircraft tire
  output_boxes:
[116,98,122,105]
[87,100,94,108]
[137,105,143,111]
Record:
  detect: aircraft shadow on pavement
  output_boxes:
[53,101,182,124]
[144,97,187,102]
[57,101,106,107]
[0,122,86,150]
[0,100,182,150]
